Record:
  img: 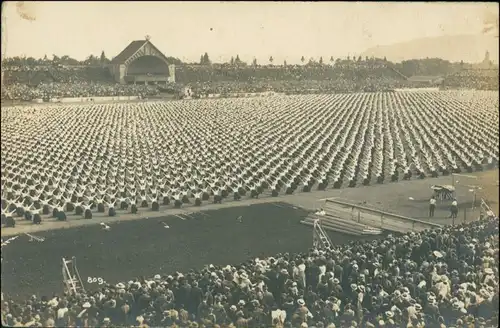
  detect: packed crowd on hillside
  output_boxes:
[2,215,498,328]
[171,64,416,95]
[442,69,499,91]
[186,79,412,97]
[1,83,160,101]
[2,60,499,101]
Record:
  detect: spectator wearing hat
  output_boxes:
[1,215,498,327]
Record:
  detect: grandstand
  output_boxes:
[3,39,499,102]
[1,30,500,328]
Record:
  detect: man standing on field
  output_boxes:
[450,198,458,219]
[429,196,436,217]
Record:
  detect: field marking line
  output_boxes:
[174,214,186,220]
[452,174,478,179]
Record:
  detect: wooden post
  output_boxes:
[357,211,361,223]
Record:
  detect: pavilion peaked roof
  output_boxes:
[111,39,169,65]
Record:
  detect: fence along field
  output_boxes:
[0,90,498,225]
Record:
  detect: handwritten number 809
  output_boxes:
[87,277,105,285]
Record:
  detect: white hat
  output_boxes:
[433,251,443,258]
[103,318,110,322]
[297,299,305,306]
[484,268,493,275]
[385,311,394,318]
[154,274,161,280]
[116,283,125,289]
[136,316,144,323]
[82,302,91,308]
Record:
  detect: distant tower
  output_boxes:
[484,51,490,63]
[145,35,151,41]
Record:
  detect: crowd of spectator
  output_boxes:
[2,61,499,101]
[1,82,159,101]
[177,63,418,95]
[186,79,415,97]
[2,215,498,328]
[442,70,499,91]
[1,65,160,101]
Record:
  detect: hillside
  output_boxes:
[362,34,499,64]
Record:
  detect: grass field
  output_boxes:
[1,202,383,299]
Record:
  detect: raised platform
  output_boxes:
[301,198,443,234]
[301,213,382,236]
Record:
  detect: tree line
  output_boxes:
[197,52,388,67]
[3,51,491,78]
[3,51,183,68]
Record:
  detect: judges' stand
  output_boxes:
[302,198,442,235]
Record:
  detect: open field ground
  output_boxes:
[1,202,383,299]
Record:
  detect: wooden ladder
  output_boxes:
[62,257,85,296]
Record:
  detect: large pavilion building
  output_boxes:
[109,37,175,85]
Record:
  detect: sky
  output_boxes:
[1,1,498,64]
